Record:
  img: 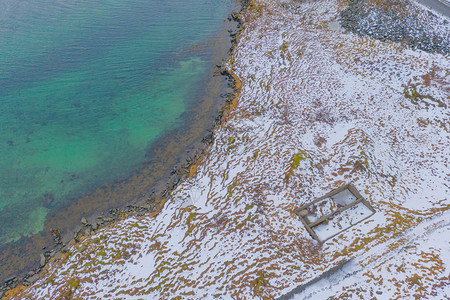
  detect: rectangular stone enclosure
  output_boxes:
[295,184,375,242]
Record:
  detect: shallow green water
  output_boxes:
[0,0,233,243]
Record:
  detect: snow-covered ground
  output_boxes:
[290,211,450,299]
[6,0,449,298]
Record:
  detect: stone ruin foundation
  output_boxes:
[295,184,376,242]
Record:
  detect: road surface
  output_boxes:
[415,0,450,18]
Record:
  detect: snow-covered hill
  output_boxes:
[5,0,449,298]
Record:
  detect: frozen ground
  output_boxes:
[5,0,449,298]
[289,211,450,299]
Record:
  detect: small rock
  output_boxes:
[40,253,46,267]
[92,223,98,230]
[79,246,86,252]
[85,228,91,236]
[4,276,16,284]
[137,205,151,210]
[81,217,88,225]
[297,209,309,217]
[376,291,383,295]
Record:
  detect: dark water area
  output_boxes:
[0,0,238,283]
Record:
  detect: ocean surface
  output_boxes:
[0,0,234,247]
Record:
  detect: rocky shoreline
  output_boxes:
[0,0,250,297]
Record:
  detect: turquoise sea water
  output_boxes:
[0,0,234,244]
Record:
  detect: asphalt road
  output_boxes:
[415,0,450,18]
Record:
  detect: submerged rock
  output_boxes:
[4,276,16,284]
[26,274,39,284]
[39,254,45,267]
